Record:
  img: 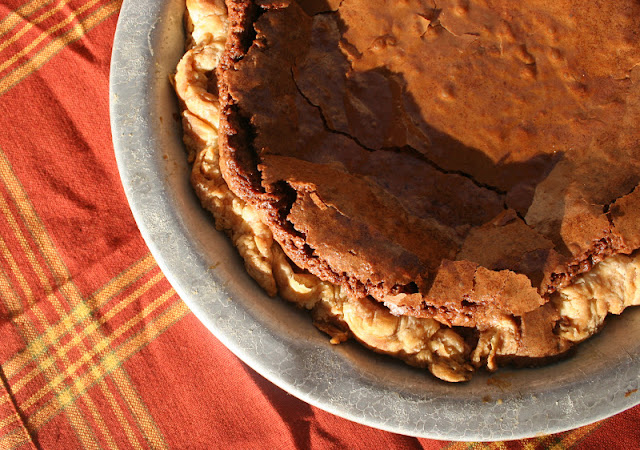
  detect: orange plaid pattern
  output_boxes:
[0,1,178,447]
[0,0,638,448]
[0,144,181,447]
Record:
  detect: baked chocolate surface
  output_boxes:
[217,0,640,359]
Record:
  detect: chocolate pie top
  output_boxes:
[216,0,640,360]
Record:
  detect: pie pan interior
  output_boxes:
[109,0,640,440]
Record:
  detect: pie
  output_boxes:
[174,0,640,382]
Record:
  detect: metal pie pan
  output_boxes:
[109,0,640,440]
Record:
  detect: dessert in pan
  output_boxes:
[174,0,640,382]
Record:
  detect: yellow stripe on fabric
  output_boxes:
[0,263,53,348]
[0,150,123,446]
[6,267,164,446]
[0,233,35,307]
[58,282,163,450]
[98,380,145,450]
[82,253,157,314]
[4,255,157,381]
[0,262,70,362]
[0,0,101,74]
[0,0,121,95]
[0,0,72,54]
[10,270,165,393]
[3,255,156,387]
[110,368,166,449]
[0,147,96,310]
[27,299,188,430]
[1,286,102,450]
[0,150,73,295]
[8,323,100,449]
[71,383,117,450]
[0,0,56,37]
[0,389,19,433]
[0,152,127,446]
[6,304,125,449]
[14,307,103,449]
[0,177,112,450]
[443,442,474,450]
[0,425,36,450]
[21,286,177,411]
[555,421,602,448]
[0,265,88,447]
[0,412,19,436]
[0,244,30,317]
[0,186,61,305]
[0,149,165,446]
[8,271,169,448]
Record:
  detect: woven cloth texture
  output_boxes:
[0,0,639,448]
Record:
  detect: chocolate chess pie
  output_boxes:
[174,0,640,381]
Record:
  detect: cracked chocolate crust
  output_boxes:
[217,0,640,359]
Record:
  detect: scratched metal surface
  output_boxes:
[109,0,640,440]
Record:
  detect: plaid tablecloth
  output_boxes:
[0,0,639,448]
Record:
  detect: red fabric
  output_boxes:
[0,1,639,448]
